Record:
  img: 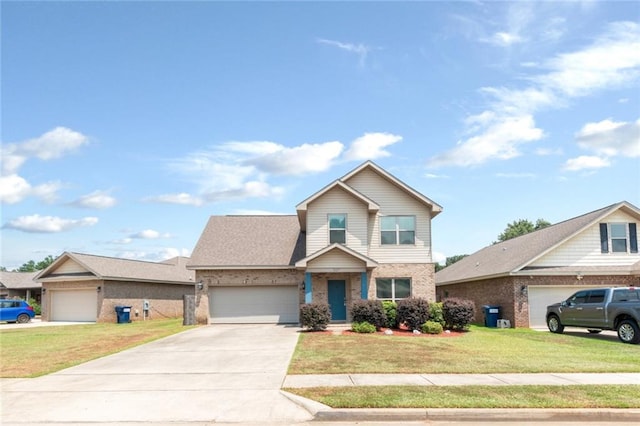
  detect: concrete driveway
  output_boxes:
[1,324,314,424]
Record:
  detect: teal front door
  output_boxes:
[328,280,346,321]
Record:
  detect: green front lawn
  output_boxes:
[0,319,192,377]
[289,326,640,374]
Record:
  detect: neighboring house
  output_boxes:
[188,161,442,324]
[0,271,41,302]
[436,201,640,328]
[35,252,195,322]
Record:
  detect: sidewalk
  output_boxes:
[284,372,640,387]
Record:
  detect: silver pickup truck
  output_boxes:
[546,287,640,344]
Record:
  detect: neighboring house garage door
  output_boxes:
[50,289,98,322]
[209,285,299,324]
[528,286,597,328]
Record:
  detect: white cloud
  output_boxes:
[0,174,62,204]
[115,248,191,262]
[428,115,543,167]
[3,214,98,233]
[431,21,640,169]
[535,147,563,156]
[316,38,372,66]
[432,251,447,265]
[130,229,171,239]
[0,127,88,204]
[425,173,449,179]
[575,118,640,157]
[203,180,285,202]
[485,31,524,47]
[71,190,117,209]
[563,155,611,171]
[244,141,344,175]
[144,193,204,206]
[344,133,402,161]
[112,238,133,244]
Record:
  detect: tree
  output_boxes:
[435,254,468,272]
[496,218,551,243]
[14,255,56,272]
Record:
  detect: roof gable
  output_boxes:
[188,215,305,269]
[436,201,640,285]
[295,243,378,269]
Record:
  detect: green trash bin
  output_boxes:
[115,306,132,323]
[483,305,500,327]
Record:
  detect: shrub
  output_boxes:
[396,298,430,331]
[443,298,476,330]
[428,301,445,327]
[28,298,41,316]
[421,320,443,334]
[381,300,398,328]
[351,321,376,333]
[299,302,331,331]
[350,300,387,330]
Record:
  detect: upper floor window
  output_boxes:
[329,214,346,244]
[381,216,415,245]
[376,278,411,301]
[600,223,638,254]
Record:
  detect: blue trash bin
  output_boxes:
[483,305,500,327]
[115,306,132,323]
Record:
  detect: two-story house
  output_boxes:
[188,161,443,324]
[436,201,640,329]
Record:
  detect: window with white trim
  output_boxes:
[376,278,411,301]
[600,223,638,254]
[329,214,346,244]
[381,216,415,245]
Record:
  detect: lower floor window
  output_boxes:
[376,278,411,301]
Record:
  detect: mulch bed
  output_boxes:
[302,326,464,338]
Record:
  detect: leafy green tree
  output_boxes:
[496,218,551,243]
[14,255,56,272]
[435,254,468,272]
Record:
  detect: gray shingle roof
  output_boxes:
[436,201,640,285]
[37,252,194,284]
[0,271,40,289]
[188,215,305,268]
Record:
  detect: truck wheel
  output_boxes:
[547,315,564,333]
[617,320,640,344]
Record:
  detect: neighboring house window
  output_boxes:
[381,216,415,245]
[376,278,411,301]
[329,214,346,244]
[600,223,638,254]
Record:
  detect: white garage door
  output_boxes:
[51,289,97,322]
[528,286,598,328]
[209,286,299,324]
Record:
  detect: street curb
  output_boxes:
[313,408,640,422]
[280,390,331,416]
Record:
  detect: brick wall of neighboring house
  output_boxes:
[437,274,640,328]
[369,263,436,302]
[98,280,192,323]
[196,269,305,324]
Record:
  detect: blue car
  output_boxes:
[0,299,35,323]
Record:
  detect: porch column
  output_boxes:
[305,272,312,303]
[360,272,368,300]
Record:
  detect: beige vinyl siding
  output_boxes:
[531,211,640,267]
[306,249,367,272]
[306,186,369,256]
[53,259,88,274]
[344,168,432,263]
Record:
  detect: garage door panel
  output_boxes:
[528,286,598,328]
[210,286,299,324]
[51,290,97,322]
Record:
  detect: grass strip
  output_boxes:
[0,319,193,377]
[285,385,640,408]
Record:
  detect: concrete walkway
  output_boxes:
[284,372,640,387]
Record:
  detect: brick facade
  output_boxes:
[436,274,640,328]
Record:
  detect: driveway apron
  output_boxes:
[1,324,313,424]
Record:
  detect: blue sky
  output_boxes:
[1,1,639,270]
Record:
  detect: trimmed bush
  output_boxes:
[443,298,476,330]
[350,300,387,330]
[28,298,41,316]
[428,301,445,327]
[381,300,398,328]
[421,320,443,334]
[300,302,331,331]
[396,298,430,331]
[351,321,376,333]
